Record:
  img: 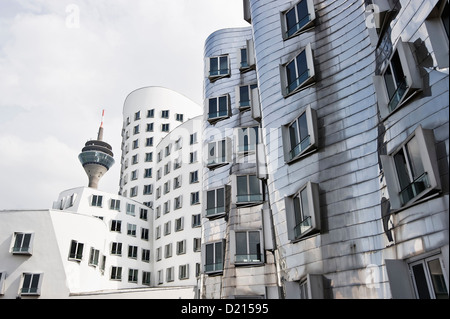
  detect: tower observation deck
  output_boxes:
[78,110,115,189]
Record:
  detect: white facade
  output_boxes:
[153,116,203,288]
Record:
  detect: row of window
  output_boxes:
[156,263,201,285]
[155,217,201,238]
[126,109,183,125]
[155,238,201,261]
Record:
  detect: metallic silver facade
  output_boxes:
[203,0,448,298]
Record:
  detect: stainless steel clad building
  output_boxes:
[201,0,449,299]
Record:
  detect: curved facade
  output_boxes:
[119,86,202,205]
[153,115,203,288]
[202,0,449,299]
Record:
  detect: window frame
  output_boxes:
[11,232,34,255]
[409,254,449,299]
[380,125,441,211]
[68,240,84,262]
[207,94,231,123]
[20,273,43,296]
[231,230,264,266]
[280,43,315,97]
[285,181,321,241]
[207,54,230,81]
[207,138,232,169]
[205,186,230,219]
[281,0,316,40]
[235,174,264,207]
[281,105,318,163]
[203,240,225,275]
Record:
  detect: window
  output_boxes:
[165,243,172,258]
[134,111,141,121]
[164,200,171,214]
[190,151,197,163]
[111,220,121,232]
[206,186,229,218]
[156,247,162,261]
[164,181,171,194]
[381,126,441,210]
[175,196,183,210]
[237,126,259,155]
[238,39,256,72]
[147,109,154,118]
[91,195,103,207]
[284,274,325,299]
[133,125,139,135]
[193,238,201,252]
[111,242,122,255]
[207,95,230,123]
[176,113,184,122]
[157,270,163,284]
[285,181,321,241]
[131,170,138,180]
[190,171,199,183]
[204,241,224,274]
[177,240,186,255]
[128,269,138,283]
[130,186,138,197]
[126,203,136,216]
[161,110,169,118]
[373,39,423,118]
[127,223,137,237]
[174,175,182,189]
[234,231,262,264]
[146,123,154,132]
[89,247,100,266]
[208,55,230,81]
[140,208,148,220]
[424,0,449,69]
[191,191,200,205]
[161,124,170,132]
[141,228,149,240]
[146,137,153,147]
[410,255,449,299]
[20,273,43,296]
[281,43,315,96]
[166,267,174,282]
[236,175,263,206]
[143,184,152,195]
[192,214,201,228]
[12,232,33,255]
[190,132,197,145]
[142,271,151,285]
[132,139,139,149]
[236,84,258,111]
[207,138,231,168]
[142,249,151,262]
[145,152,153,162]
[179,264,189,280]
[164,162,171,175]
[128,245,138,259]
[164,221,171,235]
[69,240,84,261]
[282,105,318,163]
[175,217,184,231]
[110,199,120,211]
[165,144,171,157]
[282,0,315,39]
[110,266,122,281]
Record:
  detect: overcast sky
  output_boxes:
[0,0,248,210]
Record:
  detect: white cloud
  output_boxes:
[0,0,248,209]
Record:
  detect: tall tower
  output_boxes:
[78,110,115,189]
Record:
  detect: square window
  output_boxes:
[20,273,43,296]
[12,232,34,255]
[207,95,230,123]
[282,0,315,39]
[236,175,263,206]
[208,55,230,81]
[206,186,230,218]
[234,231,263,264]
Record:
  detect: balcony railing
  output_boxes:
[286,14,311,38]
[289,135,310,160]
[209,68,229,77]
[206,206,225,217]
[235,254,262,264]
[236,193,263,204]
[400,173,430,205]
[294,216,312,239]
[388,76,408,112]
[205,262,223,273]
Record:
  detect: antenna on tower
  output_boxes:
[97,109,105,141]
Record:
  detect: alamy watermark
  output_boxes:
[66,4,80,29]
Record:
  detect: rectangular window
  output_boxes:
[205,241,224,274]
[206,187,228,218]
[111,242,122,255]
[207,95,230,122]
[176,113,184,122]
[192,214,201,227]
[128,245,138,259]
[236,84,258,110]
[143,184,152,195]
[133,125,139,135]
[12,232,33,255]
[128,269,138,283]
[235,231,262,264]
[130,186,138,197]
[145,152,153,162]
[140,208,148,220]
[126,203,136,216]
[283,0,315,39]
[236,175,263,205]
[207,139,230,168]
[237,126,259,154]
[142,249,151,262]
[146,123,154,132]
[193,238,201,252]
[147,109,154,118]
[191,191,200,205]
[165,243,172,258]
[208,55,230,80]
[177,240,186,255]
[141,228,149,240]
[164,200,171,214]
[127,223,137,237]
[381,126,441,210]
[190,151,197,163]
[89,247,100,266]
[190,133,197,145]
[134,111,141,121]
[111,220,121,232]
[410,255,448,299]
[179,264,189,280]
[161,110,169,118]
[190,171,199,183]
[91,195,103,207]
[110,199,120,211]
[238,39,256,72]
[285,181,321,241]
[283,44,315,96]
[164,221,171,235]
[20,273,42,296]
[132,139,139,149]
[175,196,183,210]
[162,124,170,132]
[142,271,151,285]
[146,137,153,147]
[69,240,84,261]
[110,266,122,281]
[166,267,174,282]
[175,217,184,231]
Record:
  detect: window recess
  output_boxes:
[281,105,318,163]
[380,125,441,211]
[373,38,423,119]
[285,181,320,241]
[281,0,316,40]
[205,185,231,219]
[280,43,315,97]
[207,94,231,124]
[238,39,256,73]
[207,55,230,82]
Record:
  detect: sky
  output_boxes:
[0,0,249,210]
